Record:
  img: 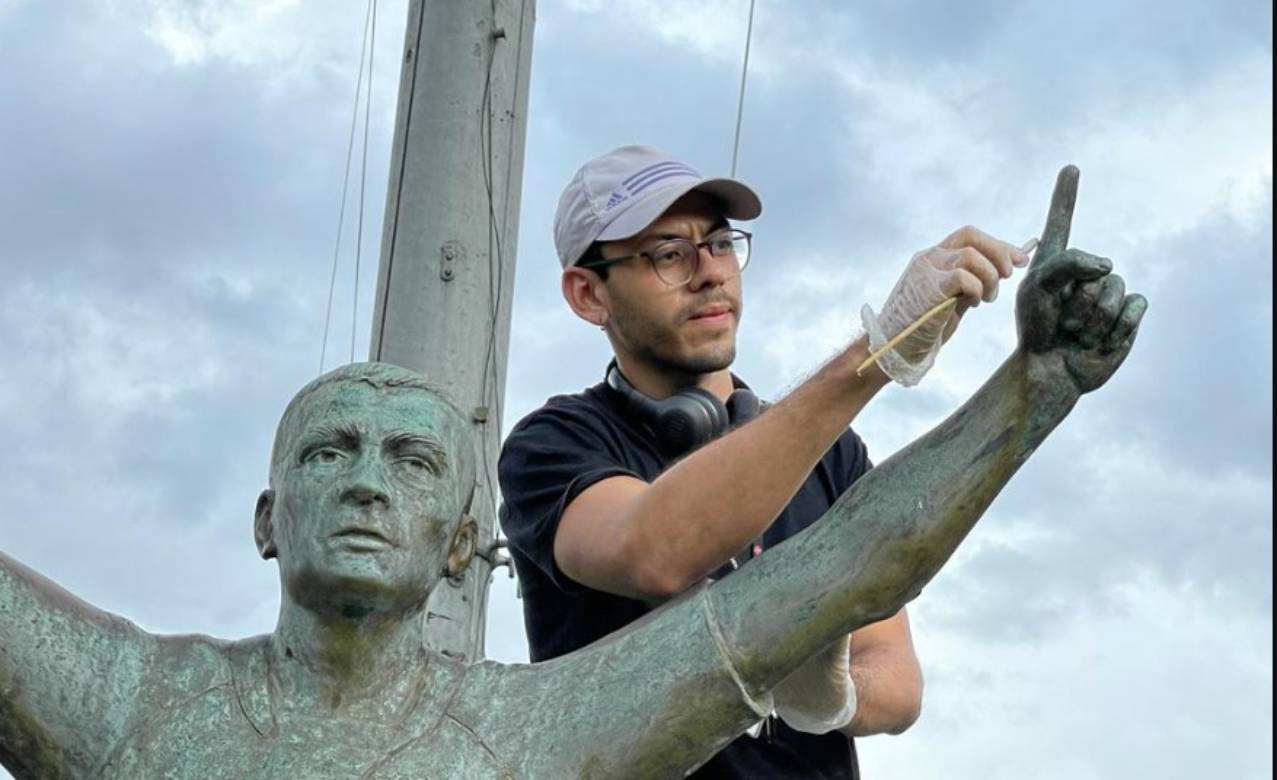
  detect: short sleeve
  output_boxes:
[850,428,872,477]
[498,405,643,592]
[830,426,872,492]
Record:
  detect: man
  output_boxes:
[498,145,1038,777]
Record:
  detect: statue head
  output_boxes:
[254,363,478,619]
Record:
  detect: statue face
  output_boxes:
[263,381,466,616]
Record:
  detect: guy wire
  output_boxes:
[730,0,757,178]
[352,0,378,363]
[319,0,375,375]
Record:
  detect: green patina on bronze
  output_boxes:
[0,167,1147,778]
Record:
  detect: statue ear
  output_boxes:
[443,515,479,580]
[254,490,277,560]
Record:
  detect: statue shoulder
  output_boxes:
[115,633,269,741]
[95,634,274,776]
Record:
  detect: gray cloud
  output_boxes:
[1096,187,1273,476]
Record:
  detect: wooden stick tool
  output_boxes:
[856,238,1039,377]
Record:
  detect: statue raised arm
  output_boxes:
[710,165,1146,685]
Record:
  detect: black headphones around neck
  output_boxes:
[606,362,761,458]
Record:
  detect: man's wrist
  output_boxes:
[828,334,891,396]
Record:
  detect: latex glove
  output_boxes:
[862,231,1034,386]
[772,637,857,735]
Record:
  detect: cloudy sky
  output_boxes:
[0,1,1270,777]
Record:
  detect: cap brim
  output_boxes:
[596,177,762,244]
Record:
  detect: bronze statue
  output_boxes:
[0,168,1145,778]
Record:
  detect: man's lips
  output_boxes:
[688,305,733,322]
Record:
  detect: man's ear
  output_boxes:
[561,268,610,328]
[254,489,277,560]
[444,515,479,579]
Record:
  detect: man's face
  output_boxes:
[265,382,464,616]
[598,192,744,379]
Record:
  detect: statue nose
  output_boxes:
[340,457,392,506]
[342,483,390,506]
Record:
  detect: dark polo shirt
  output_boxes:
[498,379,872,779]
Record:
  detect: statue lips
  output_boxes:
[330,527,396,552]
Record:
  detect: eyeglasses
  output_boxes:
[578,228,753,287]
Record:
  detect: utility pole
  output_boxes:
[369,0,535,663]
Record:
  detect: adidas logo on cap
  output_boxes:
[605,191,628,211]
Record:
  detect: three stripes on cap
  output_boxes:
[604,161,701,212]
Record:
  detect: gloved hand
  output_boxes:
[772,637,857,735]
[861,229,1034,386]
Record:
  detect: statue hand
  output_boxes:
[1015,166,1148,394]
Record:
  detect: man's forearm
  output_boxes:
[843,643,923,736]
[625,336,889,594]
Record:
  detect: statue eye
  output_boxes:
[304,447,346,465]
[398,455,438,475]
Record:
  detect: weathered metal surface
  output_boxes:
[1,169,1145,778]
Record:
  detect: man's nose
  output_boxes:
[687,244,731,291]
[339,455,392,507]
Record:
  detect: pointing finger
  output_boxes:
[1036,165,1080,264]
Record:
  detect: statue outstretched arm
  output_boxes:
[0,550,154,778]
[708,164,1147,698]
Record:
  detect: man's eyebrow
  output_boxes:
[649,218,730,241]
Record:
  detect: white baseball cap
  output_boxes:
[553,145,762,268]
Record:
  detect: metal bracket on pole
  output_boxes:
[479,537,514,579]
[440,240,464,282]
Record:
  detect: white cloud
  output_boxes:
[0,0,28,20]
[561,0,751,69]
[0,284,226,428]
[826,44,1273,265]
[142,0,305,67]
[135,0,410,102]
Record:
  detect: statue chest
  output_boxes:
[96,649,518,780]
[99,691,515,779]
